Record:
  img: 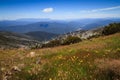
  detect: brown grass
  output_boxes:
[95,59,120,80]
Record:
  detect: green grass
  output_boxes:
[0,33,120,80]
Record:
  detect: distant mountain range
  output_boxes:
[0,18,120,49]
[0,18,51,27]
[0,18,120,34]
[81,19,120,30]
[0,21,78,34]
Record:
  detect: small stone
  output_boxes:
[11,66,21,72]
[30,52,35,57]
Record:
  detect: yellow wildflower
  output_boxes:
[80,60,83,63]
[73,56,76,59]
[49,78,52,80]
[95,50,98,53]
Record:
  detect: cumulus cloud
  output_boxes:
[42,7,54,13]
[81,6,120,12]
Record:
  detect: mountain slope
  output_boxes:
[25,31,59,41]
[0,31,40,49]
[0,33,120,80]
[82,19,115,30]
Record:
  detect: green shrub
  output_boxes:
[42,36,82,48]
[42,39,61,47]
[102,23,120,35]
[62,36,82,45]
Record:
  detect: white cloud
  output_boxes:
[81,6,120,12]
[42,7,54,13]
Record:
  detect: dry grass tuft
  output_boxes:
[95,59,120,80]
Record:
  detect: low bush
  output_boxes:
[102,23,120,35]
[42,39,61,47]
[62,36,82,45]
[42,36,82,48]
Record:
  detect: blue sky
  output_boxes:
[0,0,120,20]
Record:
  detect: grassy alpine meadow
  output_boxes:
[0,33,120,80]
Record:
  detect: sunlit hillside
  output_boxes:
[0,32,120,80]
